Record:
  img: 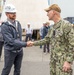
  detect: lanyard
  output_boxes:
[15,21,18,32]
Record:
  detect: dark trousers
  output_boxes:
[1,50,23,75]
[43,43,49,53]
[0,41,4,58]
[25,34,32,42]
[40,36,42,48]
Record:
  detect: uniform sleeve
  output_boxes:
[34,28,52,46]
[1,24,27,50]
[63,23,74,63]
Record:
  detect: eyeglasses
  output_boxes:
[7,12,16,14]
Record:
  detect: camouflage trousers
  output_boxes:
[50,60,72,75]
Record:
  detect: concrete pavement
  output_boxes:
[0,46,50,75]
[0,46,74,75]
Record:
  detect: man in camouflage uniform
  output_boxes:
[30,4,74,75]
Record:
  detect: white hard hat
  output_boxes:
[5,4,17,13]
[27,23,30,25]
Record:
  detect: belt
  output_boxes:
[12,49,22,53]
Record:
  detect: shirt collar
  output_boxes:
[7,18,16,25]
[53,19,62,29]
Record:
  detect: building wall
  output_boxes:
[4,0,49,29]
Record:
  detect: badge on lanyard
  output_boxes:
[16,21,20,38]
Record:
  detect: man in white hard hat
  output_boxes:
[1,4,31,75]
[25,23,33,42]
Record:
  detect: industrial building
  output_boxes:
[0,0,74,40]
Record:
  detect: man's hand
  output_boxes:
[27,41,34,47]
[29,41,34,46]
[62,61,71,72]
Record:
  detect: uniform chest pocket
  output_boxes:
[55,30,63,37]
[54,30,63,42]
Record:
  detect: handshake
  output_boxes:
[26,41,34,47]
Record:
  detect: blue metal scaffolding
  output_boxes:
[48,0,50,5]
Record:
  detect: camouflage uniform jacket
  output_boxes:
[34,20,74,75]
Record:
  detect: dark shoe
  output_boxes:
[47,49,50,53]
[47,51,49,53]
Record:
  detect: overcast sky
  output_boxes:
[50,0,74,18]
